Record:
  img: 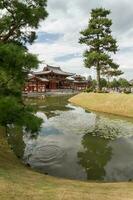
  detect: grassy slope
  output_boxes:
[0,130,133,199]
[69,93,133,118]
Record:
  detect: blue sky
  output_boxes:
[54,53,81,62]
[36,32,63,44]
[29,0,133,80]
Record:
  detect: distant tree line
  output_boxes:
[88,77,132,93]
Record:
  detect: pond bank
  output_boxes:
[69,92,133,118]
[1,129,133,199]
[23,90,79,98]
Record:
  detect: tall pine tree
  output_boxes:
[79,8,120,91]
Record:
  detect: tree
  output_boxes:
[100,78,107,88]
[0,0,48,133]
[79,8,119,92]
[101,67,123,86]
[118,78,130,88]
[0,43,39,95]
[109,78,120,89]
[0,96,43,134]
[0,0,48,44]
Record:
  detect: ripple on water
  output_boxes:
[28,144,66,166]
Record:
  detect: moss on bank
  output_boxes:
[69,93,133,118]
[1,127,133,199]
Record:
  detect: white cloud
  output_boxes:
[29,0,133,80]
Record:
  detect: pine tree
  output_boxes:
[101,67,123,87]
[0,0,48,133]
[79,8,120,92]
[0,0,48,44]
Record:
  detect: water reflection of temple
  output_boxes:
[24,65,90,93]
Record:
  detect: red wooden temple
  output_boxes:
[24,65,90,93]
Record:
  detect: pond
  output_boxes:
[8,95,133,181]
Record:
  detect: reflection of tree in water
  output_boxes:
[7,127,26,159]
[27,95,74,118]
[42,95,74,118]
[88,114,122,140]
[78,131,112,180]
[7,127,39,159]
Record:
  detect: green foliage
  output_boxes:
[123,89,131,94]
[19,109,43,133]
[7,126,25,159]
[0,0,48,133]
[100,78,107,88]
[0,43,39,96]
[0,96,43,133]
[85,78,108,93]
[85,79,98,93]
[101,68,123,80]
[92,79,97,88]
[109,78,130,90]
[0,0,48,44]
[85,87,94,93]
[0,96,22,127]
[118,78,130,88]
[109,78,120,88]
[79,8,120,91]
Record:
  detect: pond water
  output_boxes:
[8,95,133,181]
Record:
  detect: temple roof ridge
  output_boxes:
[41,64,74,76]
[43,64,61,71]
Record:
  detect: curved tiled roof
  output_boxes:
[34,71,51,75]
[28,75,49,82]
[37,77,49,82]
[42,65,74,76]
[44,65,61,71]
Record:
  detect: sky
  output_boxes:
[29,0,133,80]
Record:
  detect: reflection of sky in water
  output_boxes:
[39,105,96,136]
[105,137,133,181]
[23,101,133,181]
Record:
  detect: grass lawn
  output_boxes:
[0,129,133,199]
[69,92,133,118]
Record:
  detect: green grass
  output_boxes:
[1,128,133,199]
[69,92,133,118]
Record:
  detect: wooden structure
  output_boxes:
[73,75,89,91]
[24,65,90,93]
[24,76,49,93]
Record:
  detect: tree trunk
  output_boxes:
[96,67,101,92]
[107,76,110,88]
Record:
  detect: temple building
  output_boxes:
[72,75,90,91]
[24,65,90,93]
